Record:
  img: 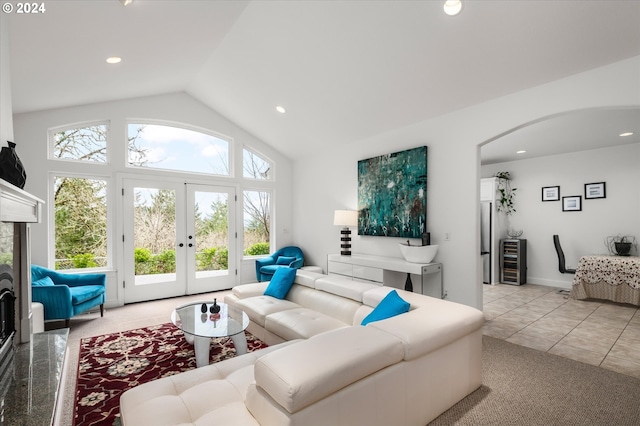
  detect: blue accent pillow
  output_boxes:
[276,256,296,266]
[361,290,410,326]
[33,276,55,286]
[264,267,297,299]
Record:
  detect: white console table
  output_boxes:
[327,253,444,299]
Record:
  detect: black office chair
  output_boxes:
[553,235,576,274]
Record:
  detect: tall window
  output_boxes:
[127,123,231,176]
[242,148,272,255]
[243,190,270,255]
[53,176,108,269]
[50,122,109,270]
[50,123,108,163]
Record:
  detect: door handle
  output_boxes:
[179,243,184,247]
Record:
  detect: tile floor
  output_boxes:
[482,283,640,379]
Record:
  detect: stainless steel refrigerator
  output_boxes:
[480,202,492,284]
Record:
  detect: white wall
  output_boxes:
[292,56,640,310]
[482,143,640,289]
[0,13,13,146]
[13,93,293,307]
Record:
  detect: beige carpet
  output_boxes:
[429,336,640,425]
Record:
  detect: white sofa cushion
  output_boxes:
[293,269,324,288]
[251,326,404,414]
[265,308,349,340]
[120,343,297,426]
[368,297,484,360]
[232,281,269,299]
[315,275,380,302]
[287,285,364,326]
[233,295,300,327]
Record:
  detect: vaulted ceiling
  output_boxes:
[8,0,640,162]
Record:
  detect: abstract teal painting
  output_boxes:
[357,146,427,238]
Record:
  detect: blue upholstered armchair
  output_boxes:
[31,264,106,328]
[255,246,304,282]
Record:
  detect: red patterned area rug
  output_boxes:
[74,323,267,426]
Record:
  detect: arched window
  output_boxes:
[127,123,231,176]
[243,147,272,180]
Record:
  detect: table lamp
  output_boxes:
[333,210,358,255]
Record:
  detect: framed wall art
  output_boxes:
[542,186,560,201]
[562,196,582,212]
[585,182,606,199]
[357,146,427,238]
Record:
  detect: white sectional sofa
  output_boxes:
[120,269,484,426]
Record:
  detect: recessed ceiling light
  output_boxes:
[275,105,286,114]
[516,150,526,154]
[119,0,134,6]
[619,132,634,137]
[106,57,122,64]
[443,0,462,16]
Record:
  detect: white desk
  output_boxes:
[327,253,444,299]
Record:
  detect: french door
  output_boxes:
[122,178,236,304]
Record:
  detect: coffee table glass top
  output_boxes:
[171,301,249,339]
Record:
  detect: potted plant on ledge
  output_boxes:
[606,235,637,256]
[495,171,517,215]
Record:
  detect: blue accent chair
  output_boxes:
[255,246,304,282]
[31,264,106,328]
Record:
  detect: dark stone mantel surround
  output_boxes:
[1,329,69,425]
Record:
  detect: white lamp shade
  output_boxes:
[333,210,358,227]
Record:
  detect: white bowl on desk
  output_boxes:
[399,244,439,264]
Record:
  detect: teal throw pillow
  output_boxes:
[264,267,297,299]
[276,256,296,266]
[361,290,410,326]
[33,276,55,286]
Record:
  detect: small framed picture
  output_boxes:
[585,182,606,199]
[562,196,582,212]
[542,186,560,201]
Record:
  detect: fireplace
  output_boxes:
[0,180,42,345]
[0,179,46,422]
[0,222,16,391]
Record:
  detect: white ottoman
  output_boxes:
[300,265,323,274]
[31,302,45,333]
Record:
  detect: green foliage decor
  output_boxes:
[134,247,152,263]
[245,242,270,256]
[134,249,175,275]
[196,247,217,270]
[134,246,229,275]
[215,248,229,270]
[495,171,517,215]
[72,253,98,269]
[0,253,12,265]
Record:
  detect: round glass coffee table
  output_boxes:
[171,301,250,368]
